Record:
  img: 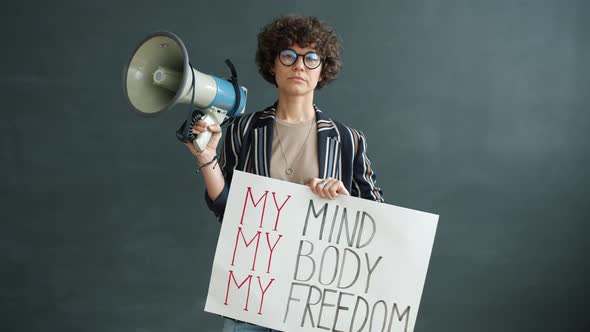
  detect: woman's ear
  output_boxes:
[270,61,277,76]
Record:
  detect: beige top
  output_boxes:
[270,117,319,185]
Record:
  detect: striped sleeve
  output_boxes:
[203,115,245,222]
[350,129,385,203]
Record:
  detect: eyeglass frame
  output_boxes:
[278,49,324,70]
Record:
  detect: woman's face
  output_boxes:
[272,44,323,97]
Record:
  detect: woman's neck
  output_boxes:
[275,93,316,123]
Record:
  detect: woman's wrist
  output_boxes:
[196,154,218,173]
[196,149,216,165]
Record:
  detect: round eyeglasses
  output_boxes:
[278,49,323,69]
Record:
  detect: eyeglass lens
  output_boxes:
[279,49,321,69]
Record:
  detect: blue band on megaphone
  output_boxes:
[207,77,247,118]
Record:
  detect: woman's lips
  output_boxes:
[289,76,306,82]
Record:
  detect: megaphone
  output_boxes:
[123,31,247,151]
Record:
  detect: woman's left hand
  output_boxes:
[307,177,350,199]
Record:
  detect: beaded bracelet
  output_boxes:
[195,154,218,173]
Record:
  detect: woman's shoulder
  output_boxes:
[334,119,363,136]
[226,105,275,134]
[315,107,367,156]
[316,107,364,139]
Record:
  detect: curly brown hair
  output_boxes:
[255,15,342,90]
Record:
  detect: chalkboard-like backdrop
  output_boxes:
[2,0,588,331]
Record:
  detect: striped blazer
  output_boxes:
[205,104,385,222]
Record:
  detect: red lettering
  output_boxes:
[265,232,283,273]
[224,270,253,311]
[240,187,269,228]
[231,227,262,271]
[271,192,291,231]
[256,276,276,315]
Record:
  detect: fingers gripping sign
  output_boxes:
[307,177,350,199]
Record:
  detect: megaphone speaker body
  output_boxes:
[124,31,247,151]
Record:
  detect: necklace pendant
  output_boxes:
[286,168,294,175]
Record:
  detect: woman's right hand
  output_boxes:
[184,119,226,201]
[184,119,222,164]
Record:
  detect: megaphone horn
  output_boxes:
[123,31,247,151]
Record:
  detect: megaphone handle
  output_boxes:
[193,112,216,152]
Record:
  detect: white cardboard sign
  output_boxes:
[205,171,438,332]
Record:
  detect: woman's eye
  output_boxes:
[281,51,296,60]
[306,54,319,62]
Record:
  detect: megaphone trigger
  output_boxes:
[175,121,190,143]
[175,109,202,143]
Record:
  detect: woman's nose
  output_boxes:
[292,56,306,70]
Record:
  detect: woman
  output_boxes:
[185,15,384,331]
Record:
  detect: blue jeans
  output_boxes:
[222,318,281,332]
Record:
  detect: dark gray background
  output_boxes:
[2,0,588,331]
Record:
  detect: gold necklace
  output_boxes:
[275,119,315,175]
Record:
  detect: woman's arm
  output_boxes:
[184,121,225,198]
[185,118,241,222]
